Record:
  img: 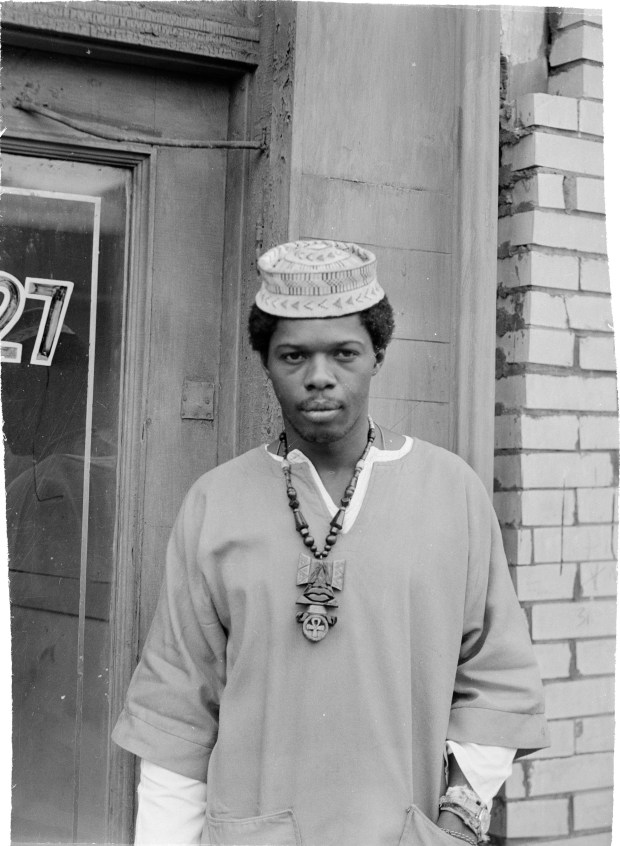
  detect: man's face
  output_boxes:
[265,314,383,445]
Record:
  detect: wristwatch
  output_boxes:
[438,785,491,842]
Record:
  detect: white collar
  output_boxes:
[266,437,413,532]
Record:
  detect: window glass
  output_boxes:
[2,155,128,843]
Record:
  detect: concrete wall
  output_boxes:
[495,8,615,844]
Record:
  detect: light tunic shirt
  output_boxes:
[267,440,517,804]
[114,438,548,846]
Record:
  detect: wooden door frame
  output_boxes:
[2,132,156,843]
[1,0,269,465]
[451,8,501,493]
[1,33,257,843]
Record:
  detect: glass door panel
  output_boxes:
[1,155,129,843]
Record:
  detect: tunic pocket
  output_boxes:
[202,808,302,846]
[398,804,462,846]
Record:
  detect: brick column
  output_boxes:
[494,9,616,845]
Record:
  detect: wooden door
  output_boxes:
[2,42,233,843]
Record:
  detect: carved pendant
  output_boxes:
[296,554,345,642]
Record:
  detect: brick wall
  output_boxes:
[495,9,616,845]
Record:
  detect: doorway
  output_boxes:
[2,156,128,843]
[2,42,237,843]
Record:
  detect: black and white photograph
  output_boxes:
[0,2,615,845]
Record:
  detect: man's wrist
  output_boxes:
[437,809,476,835]
[438,785,490,842]
[437,810,479,843]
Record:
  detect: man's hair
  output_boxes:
[248,297,396,364]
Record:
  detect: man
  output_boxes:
[113,240,548,846]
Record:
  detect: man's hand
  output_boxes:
[437,753,480,842]
[437,809,477,840]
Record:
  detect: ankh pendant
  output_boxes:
[296,606,335,642]
[296,554,345,642]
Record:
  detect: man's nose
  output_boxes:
[304,354,336,390]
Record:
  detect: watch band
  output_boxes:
[438,785,491,842]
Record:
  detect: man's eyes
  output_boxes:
[280,349,359,363]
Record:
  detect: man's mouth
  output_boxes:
[299,402,342,421]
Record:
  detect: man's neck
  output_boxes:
[270,422,407,464]
[268,420,407,505]
[283,413,371,477]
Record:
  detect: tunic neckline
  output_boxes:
[265,436,415,532]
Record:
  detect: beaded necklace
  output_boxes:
[279,417,376,642]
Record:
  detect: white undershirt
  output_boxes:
[135,760,207,846]
[134,440,516,844]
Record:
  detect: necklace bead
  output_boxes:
[280,418,375,560]
[330,509,346,531]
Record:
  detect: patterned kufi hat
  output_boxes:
[256,239,385,318]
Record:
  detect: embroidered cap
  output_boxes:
[256,239,385,318]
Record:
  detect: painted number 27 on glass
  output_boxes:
[0,271,74,366]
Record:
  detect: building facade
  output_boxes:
[1,3,614,844]
[495,7,615,844]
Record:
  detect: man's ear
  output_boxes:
[372,349,385,375]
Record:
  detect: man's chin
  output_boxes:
[288,416,349,445]
[303,429,343,444]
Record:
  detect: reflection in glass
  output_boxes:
[2,157,128,843]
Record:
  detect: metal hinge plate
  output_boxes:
[181,379,215,420]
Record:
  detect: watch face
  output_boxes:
[479,806,491,834]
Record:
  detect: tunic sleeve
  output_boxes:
[447,473,549,758]
[112,484,227,781]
